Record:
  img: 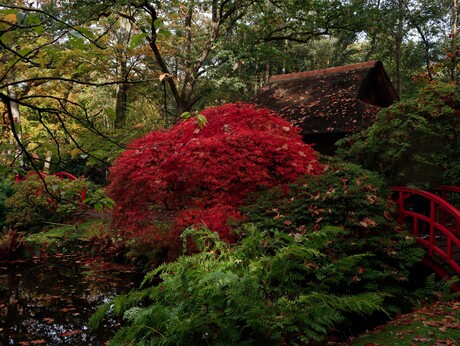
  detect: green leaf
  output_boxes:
[75,26,94,39]
[25,13,41,26]
[180,111,192,120]
[180,111,207,128]
[0,31,13,45]
[68,31,85,49]
[18,48,32,57]
[105,108,116,122]
[158,28,171,38]
[129,32,148,49]
[196,113,208,129]
[153,18,164,28]
[33,24,45,34]
[16,12,26,25]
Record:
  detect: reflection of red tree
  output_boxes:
[108,103,323,252]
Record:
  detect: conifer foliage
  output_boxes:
[107,103,323,251]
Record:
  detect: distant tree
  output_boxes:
[359,0,453,95]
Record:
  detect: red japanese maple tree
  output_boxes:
[108,103,323,252]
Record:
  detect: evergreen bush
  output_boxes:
[242,161,425,313]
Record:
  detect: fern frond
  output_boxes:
[88,302,111,330]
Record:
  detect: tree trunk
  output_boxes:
[114,16,131,128]
[43,150,52,174]
[394,0,404,97]
[178,0,195,117]
[451,0,459,81]
[7,78,23,166]
[115,58,128,128]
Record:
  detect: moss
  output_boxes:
[24,220,110,254]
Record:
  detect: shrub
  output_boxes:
[243,161,425,313]
[0,179,14,230]
[107,103,323,257]
[5,174,89,232]
[90,226,387,345]
[336,82,460,186]
[244,161,391,232]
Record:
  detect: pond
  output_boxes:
[0,254,141,345]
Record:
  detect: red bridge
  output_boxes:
[392,186,460,282]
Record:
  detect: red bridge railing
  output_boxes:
[392,186,460,276]
[15,171,78,183]
[432,185,460,210]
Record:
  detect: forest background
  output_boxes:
[0,0,458,178]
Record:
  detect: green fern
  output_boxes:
[415,273,460,302]
[92,225,391,345]
[88,302,111,330]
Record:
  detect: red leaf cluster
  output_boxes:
[108,103,323,250]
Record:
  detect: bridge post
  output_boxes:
[440,190,447,226]
[429,200,435,256]
[396,191,405,226]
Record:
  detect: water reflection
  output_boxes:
[0,254,139,345]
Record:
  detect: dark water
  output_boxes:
[0,254,140,345]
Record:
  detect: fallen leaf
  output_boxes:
[31,340,46,345]
[423,320,439,327]
[396,329,416,336]
[434,340,456,346]
[59,330,82,337]
[60,307,76,312]
[413,337,432,343]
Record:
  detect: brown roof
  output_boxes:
[253,60,399,134]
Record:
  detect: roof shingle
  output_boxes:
[253,60,398,134]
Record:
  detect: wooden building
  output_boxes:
[253,60,399,155]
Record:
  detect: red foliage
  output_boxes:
[108,103,323,251]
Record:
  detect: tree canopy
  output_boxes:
[337,82,460,186]
[0,0,458,176]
